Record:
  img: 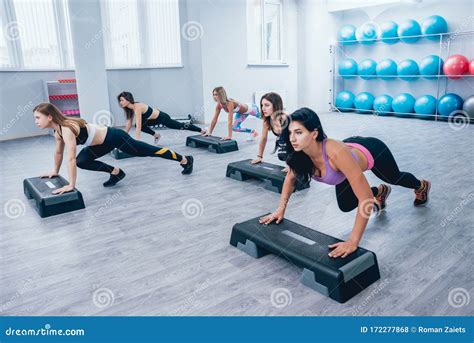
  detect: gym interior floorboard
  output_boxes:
[1,112,473,316]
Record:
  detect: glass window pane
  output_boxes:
[14,0,61,68]
[0,14,11,67]
[247,0,262,62]
[264,1,281,61]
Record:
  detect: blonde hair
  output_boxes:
[213,86,237,108]
[33,102,87,139]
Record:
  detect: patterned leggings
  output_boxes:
[232,104,261,133]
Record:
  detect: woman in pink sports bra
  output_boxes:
[260,108,431,259]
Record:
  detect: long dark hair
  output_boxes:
[117,91,135,120]
[260,92,284,136]
[280,107,327,185]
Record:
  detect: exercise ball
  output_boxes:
[358,59,377,80]
[338,25,357,45]
[376,59,397,80]
[437,93,463,117]
[354,92,375,114]
[462,95,474,119]
[397,59,419,81]
[414,95,437,118]
[422,15,448,40]
[335,91,355,112]
[398,19,421,43]
[373,95,393,116]
[392,93,416,116]
[443,55,469,79]
[380,21,399,44]
[356,22,379,44]
[420,55,444,79]
[470,59,474,75]
[338,58,358,79]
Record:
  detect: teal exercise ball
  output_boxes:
[376,59,397,80]
[392,93,416,116]
[338,58,358,79]
[373,95,393,116]
[398,19,421,43]
[380,21,399,44]
[397,59,419,81]
[358,59,377,80]
[356,22,380,44]
[338,25,357,45]
[335,91,355,111]
[422,15,448,40]
[354,92,375,114]
[437,93,463,117]
[420,55,443,79]
[414,95,437,118]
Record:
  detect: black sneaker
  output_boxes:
[181,156,194,175]
[414,180,431,206]
[375,184,391,210]
[103,169,126,187]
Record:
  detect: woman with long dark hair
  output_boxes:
[260,108,431,258]
[34,102,194,192]
[118,91,207,144]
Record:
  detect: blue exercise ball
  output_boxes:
[392,93,416,116]
[397,59,420,81]
[338,25,357,45]
[420,55,444,79]
[398,19,422,43]
[335,91,355,112]
[354,92,375,114]
[358,59,377,80]
[422,15,448,40]
[437,93,464,117]
[356,22,379,44]
[373,95,393,116]
[414,95,437,118]
[376,59,397,80]
[338,58,358,79]
[380,21,399,44]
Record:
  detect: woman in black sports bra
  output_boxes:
[118,91,207,145]
[33,102,194,193]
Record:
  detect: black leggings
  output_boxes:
[141,111,202,136]
[335,136,422,212]
[76,127,183,173]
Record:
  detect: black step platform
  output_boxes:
[230,216,381,303]
[23,176,85,218]
[110,148,133,160]
[186,135,238,154]
[226,159,310,193]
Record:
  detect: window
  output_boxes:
[247,0,283,64]
[0,0,74,70]
[0,13,10,67]
[101,0,182,68]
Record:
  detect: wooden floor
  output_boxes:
[1,112,473,316]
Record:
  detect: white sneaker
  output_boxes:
[246,130,258,141]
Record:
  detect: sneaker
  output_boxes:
[246,130,258,141]
[201,127,209,136]
[414,180,431,206]
[375,184,391,210]
[181,155,194,175]
[103,169,126,187]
